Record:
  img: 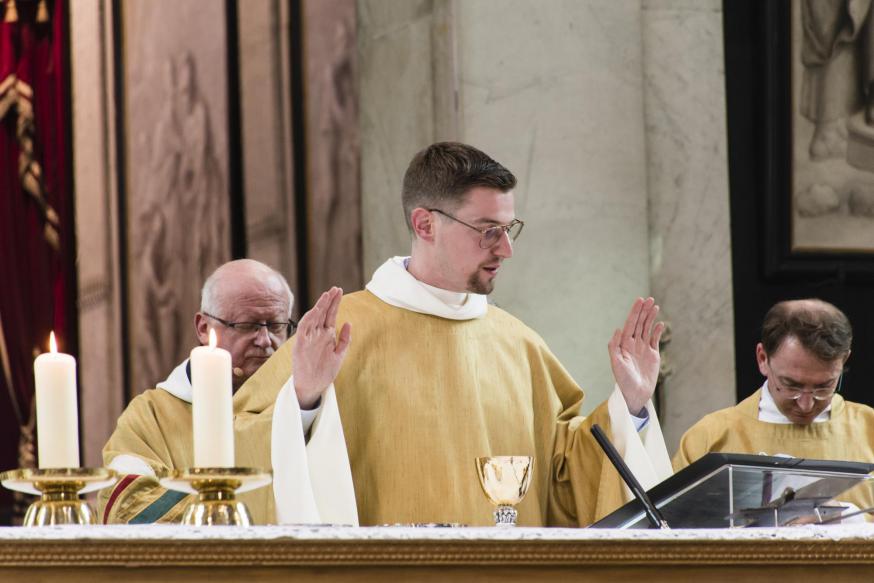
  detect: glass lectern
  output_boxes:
[592,453,874,528]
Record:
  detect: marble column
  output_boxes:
[642,0,736,452]
[69,0,125,466]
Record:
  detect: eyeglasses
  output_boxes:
[770,373,843,402]
[203,312,296,337]
[428,208,524,249]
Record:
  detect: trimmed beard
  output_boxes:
[467,270,495,295]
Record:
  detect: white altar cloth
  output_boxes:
[1,523,873,542]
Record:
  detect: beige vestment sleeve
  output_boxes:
[542,348,660,526]
[98,393,191,524]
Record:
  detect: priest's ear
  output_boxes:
[194,312,210,346]
[410,207,437,242]
[755,343,769,377]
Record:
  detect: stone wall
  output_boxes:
[359,0,653,411]
[359,0,736,442]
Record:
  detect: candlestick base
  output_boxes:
[0,467,117,527]
[158,467,272,527]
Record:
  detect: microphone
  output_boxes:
[591,424,669,529]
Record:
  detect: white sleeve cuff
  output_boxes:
[300,405,321,435]
[631,407,650,432]
[290,375,323,435]
[107,454,157,477]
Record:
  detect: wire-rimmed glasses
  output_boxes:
[428,208,524,249]
[202,312,297,338]
[770,373,843,402]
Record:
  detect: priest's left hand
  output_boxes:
[292,287,352,410]
[608,297,665,416]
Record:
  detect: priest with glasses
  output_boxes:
[674,299,874,518]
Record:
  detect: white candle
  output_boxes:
[34,332,80,468]
[190,329,234,467]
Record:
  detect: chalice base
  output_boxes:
[494,505,518,527]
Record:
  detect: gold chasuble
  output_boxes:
[674,388,874,512]
[99,369,280,524]
[244,289,631,527]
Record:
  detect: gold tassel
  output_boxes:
[5,0,19,23]
[37,0,49,23]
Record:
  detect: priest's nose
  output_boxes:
[796,392,816,412]
[494,229,513,259]
[253,326,272,348]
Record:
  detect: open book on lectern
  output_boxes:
[590,453,874,529]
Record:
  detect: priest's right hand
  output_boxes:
[292,286,352,410]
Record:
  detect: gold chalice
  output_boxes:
[475,456,533,527]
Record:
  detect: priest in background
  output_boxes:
[99,259,358,525]
[674,299,874,515]
[247,141,674,527]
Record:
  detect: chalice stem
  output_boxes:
[494,504,518,527]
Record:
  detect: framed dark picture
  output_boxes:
[762,0,874,280]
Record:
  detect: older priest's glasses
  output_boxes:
[428,208,524,249]
[203,313,296,337]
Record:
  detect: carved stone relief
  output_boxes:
[122,2,230,393]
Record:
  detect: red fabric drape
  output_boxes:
[0,0,74,524]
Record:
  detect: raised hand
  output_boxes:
[291,287,352,409]
[607,297,665,416]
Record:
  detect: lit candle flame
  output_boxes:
[209,328,217,348]
[49,331,58,354]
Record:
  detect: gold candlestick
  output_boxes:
[158,467,271,527]
[0,468,117,526]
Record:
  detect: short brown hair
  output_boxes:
[761,299,852,362]
[401,142,517,231]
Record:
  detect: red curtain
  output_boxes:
[0,0,74,524]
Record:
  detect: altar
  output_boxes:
[3,524,874,582]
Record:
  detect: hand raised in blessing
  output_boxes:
[291,287,352,409]
[608,297,665,416]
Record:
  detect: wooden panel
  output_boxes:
[0,537,873,582]
[237,0,301,314]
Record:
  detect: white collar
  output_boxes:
[757,380,831,424]
[156,359,193,403]
[365,256,488,320]
[418,278,469,309]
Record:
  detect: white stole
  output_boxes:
[271,379,358,525]
[607,385,673,495]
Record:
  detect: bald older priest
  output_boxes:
[100,260,357,525]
